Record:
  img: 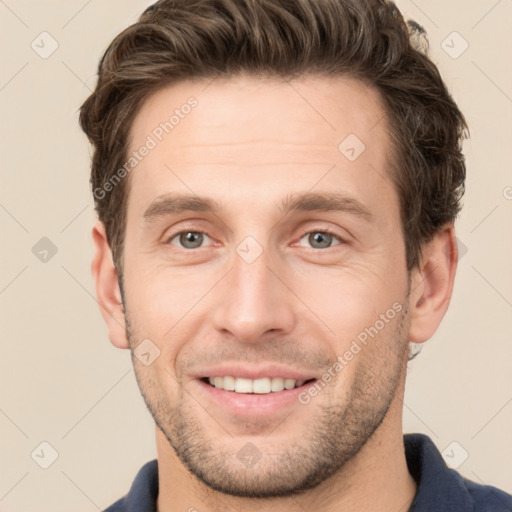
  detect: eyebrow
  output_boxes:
[280,191,373,220]
[142,191,373,223]
[143,194,221,222]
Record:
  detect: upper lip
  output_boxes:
[193,363,320,381]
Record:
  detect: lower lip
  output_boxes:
[192,379,315,417]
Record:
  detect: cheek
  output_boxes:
[126,265,198,319]
[124,265,213,368]
[293,262,405,335]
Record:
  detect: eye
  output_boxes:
[167,231,212,249]
[297,230,344,250]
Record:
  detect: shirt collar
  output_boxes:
[120,433,475,511]
[404,433,473,511]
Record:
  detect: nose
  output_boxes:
[212,242,297,344]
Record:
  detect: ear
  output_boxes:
[91,220,130,349]
[408,224,458,343]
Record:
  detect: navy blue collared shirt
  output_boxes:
[103,433,512,511]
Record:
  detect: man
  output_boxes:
[79,0,512,510]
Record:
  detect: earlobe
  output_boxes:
[91,220,130,349]
[408,226,458,343]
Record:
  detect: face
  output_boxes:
[121,75,411,497]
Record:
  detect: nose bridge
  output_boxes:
[212,235,296,342]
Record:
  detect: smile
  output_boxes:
[203,376,316,394]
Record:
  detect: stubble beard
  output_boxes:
[126,304,409,498]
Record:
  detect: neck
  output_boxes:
[155,378,417,512]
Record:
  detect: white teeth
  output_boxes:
[271,377,285,392]
[253,378,271,394]
[223,375,236,391]
[284,379,296,390]
[234,378,253,393]
[206,376,310,393]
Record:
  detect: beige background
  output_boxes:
[1,1,511,510]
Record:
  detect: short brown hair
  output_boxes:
[79,0,468,276]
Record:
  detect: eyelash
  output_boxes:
[165,228,346,251]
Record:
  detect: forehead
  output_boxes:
[128,74,389,156]
[125,74,396,218]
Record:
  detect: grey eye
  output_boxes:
[170,231,210,249]
[298,231,341,249]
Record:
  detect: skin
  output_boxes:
[92,74,458,511]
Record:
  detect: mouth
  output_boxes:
[200,376,317,394]
[194,371,320,418]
